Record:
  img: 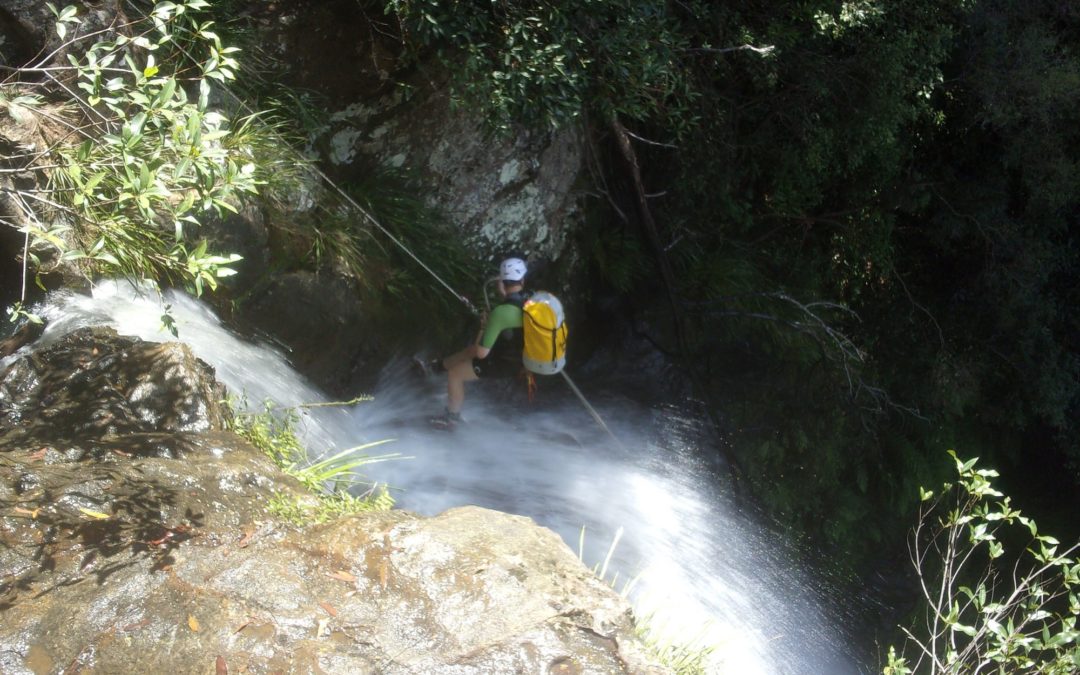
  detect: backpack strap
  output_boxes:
[503,290,532,309]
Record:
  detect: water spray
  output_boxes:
[560,370,624,450]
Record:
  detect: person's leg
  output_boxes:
[445,357,478,414]
[442,346,474,370]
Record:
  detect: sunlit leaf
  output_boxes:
[78,507,110,520]
[319,601,338,617]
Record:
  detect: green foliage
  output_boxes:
[229,399,304,468]
[6,302,42,326]
[224,108,317,215]
[256,161,480,334]
[339,168,486,339]
[228,399,399,522]
[382,0,1080,572]
[386,0,702,135]
[892,0,1080,451]
[627,0,1079,565]
[268,487,395,526]
[357,201,478,311]
[633,613,716,675]
[4,0,269,302]
[577,208,647,293]
[887,452,1080,673]
[258,85,331,140]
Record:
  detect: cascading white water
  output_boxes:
[23,281,870,674]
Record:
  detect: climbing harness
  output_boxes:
[523,370,537,403]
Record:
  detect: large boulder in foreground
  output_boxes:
[0,328,666,673]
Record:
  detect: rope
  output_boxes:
[296,117,626,447]
[307,163,481,316]
[162,23,628,446]
[156,19,481,317]
[560,370,625,451]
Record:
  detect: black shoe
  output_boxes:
[428,410,462,431]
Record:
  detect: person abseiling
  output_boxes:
[424,257,530,430]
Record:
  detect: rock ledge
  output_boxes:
[0,328,666,673]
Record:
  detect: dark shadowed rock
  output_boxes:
[236,270,377,395]
[0,320,43,359]
[0,0,128,69]
[0,0,57,67]
[198,204,271,296]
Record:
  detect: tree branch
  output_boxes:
[683,44,776,56]
[610,112,744,481]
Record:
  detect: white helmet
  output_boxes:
[499,257,527,282]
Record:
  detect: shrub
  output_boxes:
[3,0,266,322]
[228,399,398,523]
[885,451,1080,674]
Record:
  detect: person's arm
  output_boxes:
[442,312,489,369]
[469,311,491,360]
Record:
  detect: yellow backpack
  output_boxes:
[521,291,568,374]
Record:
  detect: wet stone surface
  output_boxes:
[0,327,669,673]
[0,327,228,448]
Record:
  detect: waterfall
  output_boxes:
[21,281,871,674]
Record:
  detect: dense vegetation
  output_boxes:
[0,0,259,320]
[384,0,1080,565]
[3,0,1077,669]
[883,453,1080,674]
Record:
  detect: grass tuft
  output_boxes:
[227,397,399,524]
[580,527,718,674]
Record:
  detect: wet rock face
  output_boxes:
[0,327,228,448]
[235,270,376,395]
[324,81,584,264]
[256,1,585,263]
[0,328,668,673]
[1,505,665,674]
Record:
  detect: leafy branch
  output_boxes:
[1,0,261,314]
[886,451,1080,674]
